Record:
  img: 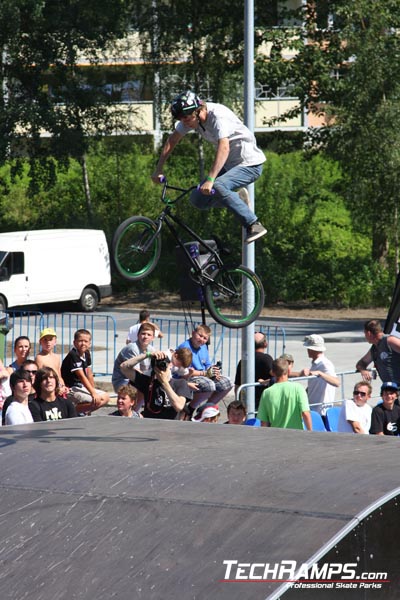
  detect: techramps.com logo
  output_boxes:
[220,560,389,590]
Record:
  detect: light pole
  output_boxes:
[241,0,256,418]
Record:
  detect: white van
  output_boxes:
[0,229,112,312]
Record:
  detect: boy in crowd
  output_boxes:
[61,328,109,415]
[109,384,142,419]
[112,322,156,393]
[1,360,38,426]
[178,324,232,413]
[4,370,33,425]
[337,381,372,434]
[35,327,67,394]
[126,309,163,344]
[225,399,247,425]
[370,381,400,436]
[30,367,76,422]
[258,358,312,431]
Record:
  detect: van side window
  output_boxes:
[0,252,25,280]
[12,252,24,274]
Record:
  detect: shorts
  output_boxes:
[67,385,106,405]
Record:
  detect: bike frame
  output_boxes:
[144,183,224,286]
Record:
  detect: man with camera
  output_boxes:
[120,350,186,419]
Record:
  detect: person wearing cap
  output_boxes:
[4,370,34,425]
[337,381,372,434]
[258,358,312,430]
[258,353,301,389]
[234,332,273,409]
[35,328,67,394]
[356,319,400,384]
[192,404,220,423]
[370,382,400,436]
[300,334,340,420]
[279,354,302,378]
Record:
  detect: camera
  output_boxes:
[151,356,171,372]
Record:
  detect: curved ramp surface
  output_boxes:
[0,417,398,599]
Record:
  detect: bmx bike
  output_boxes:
[112,178,265,329]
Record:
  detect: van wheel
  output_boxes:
[79,287,99,312]
[0,296,7,312]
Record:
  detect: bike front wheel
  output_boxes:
[112,216,161,281]
[204,264,265,329]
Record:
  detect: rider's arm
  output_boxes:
[151,130,183,182]
[200,137,230,194]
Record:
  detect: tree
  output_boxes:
[0,0,137,220]
[255,0,400,270]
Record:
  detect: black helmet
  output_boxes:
[171,90,202,119]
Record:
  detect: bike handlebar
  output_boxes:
[158,175,215,194]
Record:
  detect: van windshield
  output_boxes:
[0,251,7,266]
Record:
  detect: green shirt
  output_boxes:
[258,381,310,430]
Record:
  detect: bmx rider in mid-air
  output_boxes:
[151,90,267,244]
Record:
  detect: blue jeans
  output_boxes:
[190,164,263,227]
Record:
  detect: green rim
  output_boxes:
[115,221,159,280]
[205,266,264,327]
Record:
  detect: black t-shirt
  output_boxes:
[132,371,177,420]
[235,352,273,408]
[61,347,92,388]
[370,402,400,436]
[29,396,77,422]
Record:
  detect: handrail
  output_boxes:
[236,370,378,419]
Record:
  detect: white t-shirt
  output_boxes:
[176,102,266,171]
[5,401,34,425]
[126,323,161,344]
[337,399,372,434]
[307,354,337,415]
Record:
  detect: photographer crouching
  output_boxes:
[120,351,187,419]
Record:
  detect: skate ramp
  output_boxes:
[0,417,398,599]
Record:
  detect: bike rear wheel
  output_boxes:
[204,264,264,329]
[112,216,161,281]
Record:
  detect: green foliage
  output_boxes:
[255,0,400,269]
[253,151,379,307]
[0,142,393,306]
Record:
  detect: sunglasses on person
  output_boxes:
[22,369,37,376]
[353,390,366,397]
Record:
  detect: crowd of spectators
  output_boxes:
[1,314,400,437]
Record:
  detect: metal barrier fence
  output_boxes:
[0,311,286,381]
[2,310,118,377]
[151,317,286,379]
[237,370,378,419]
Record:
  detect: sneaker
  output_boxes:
[245,221,267,244]
[237,187,250,206]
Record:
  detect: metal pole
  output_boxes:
[241,0,256,418]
